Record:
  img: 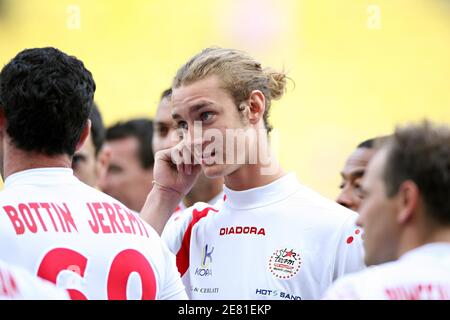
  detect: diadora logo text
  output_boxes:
[219,226,266,236]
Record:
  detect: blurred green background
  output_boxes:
[1,0,449,199]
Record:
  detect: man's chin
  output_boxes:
[202,163,226,179]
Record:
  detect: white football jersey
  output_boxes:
[162,173,365,300]
[0,168,187,300]
[165,192,225,230]
[323,243,450,300]
[0,260,69,300]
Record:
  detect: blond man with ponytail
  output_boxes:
[141,47,365,299]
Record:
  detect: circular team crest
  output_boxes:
[268,248,301,279]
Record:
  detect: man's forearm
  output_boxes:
[140,186,182,235]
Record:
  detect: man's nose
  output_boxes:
[336,186,357,211]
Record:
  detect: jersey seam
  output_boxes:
[330,214,357,281]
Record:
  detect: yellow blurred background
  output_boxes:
[1,0,449,199]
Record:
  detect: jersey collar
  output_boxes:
[223,172,301,210]
[4,167,77,189]
[400,242,450,262]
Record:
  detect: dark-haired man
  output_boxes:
[0,47,186,299]
[337,138,379,211]
[324,121,450,299]
[99,119,154,212]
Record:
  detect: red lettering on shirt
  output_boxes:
[219,226,266,236]
[85,202,149,238]
[40,202,59,232]
[29,203,48,232]
[87,203,99,233]
[3,205,25,235]
[0,268,19,298]
[113,204,132,234]
[54,203,78,233]
[103,202,122,233]
[125,208,143,236]
[51,203,67,232]
[2,203,77,235]
[384,283,450,300]
[18,203,38,233]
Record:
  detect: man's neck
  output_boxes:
[397,224,450,259]
[423,228,450,245]
[224,153,284,191]
[183,177,224,208]
[3,144,72,180]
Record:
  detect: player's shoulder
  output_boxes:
[72,182,120,202]
[337,259,402,287]
[163,201,221,236]
[74,183,147,214]
[0,185,23,201]
[181,201,221,222]
[288,183,358,227]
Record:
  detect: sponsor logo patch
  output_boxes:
[194,244,214,277]
[268,248,301,279]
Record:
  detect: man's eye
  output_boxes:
[338,181,346,189]
[355,184,365,198]
[156,126,169,136]
[171,124,184,140]
[177,121,188,130]
[200,112,213,122]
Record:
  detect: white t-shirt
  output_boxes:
[0,260,69,300]
[323,243,450,300]
[0,168,187,300]
[162,173,365,300]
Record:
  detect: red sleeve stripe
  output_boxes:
[175,207,218,277]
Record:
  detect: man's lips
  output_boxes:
[201,151,218,164]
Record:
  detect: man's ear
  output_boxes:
[243,90,266,125]
[396,180,420,225]
[95,146,111,185]
[75,119,91,152]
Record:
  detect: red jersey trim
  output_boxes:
[176,207,218,277]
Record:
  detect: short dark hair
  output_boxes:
[382,121,450,224]
[357,136,390,149]
[90,102,105,156]
[105,119,154,169]
[0,47,95,156]
[357,138,376,149]
[160,88,172,100]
